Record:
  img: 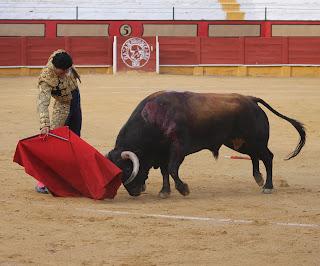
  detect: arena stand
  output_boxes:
[0,0,225,20]
[237,0,320,20]
[1,0,320,77]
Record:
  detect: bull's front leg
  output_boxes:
[159,165,171,199]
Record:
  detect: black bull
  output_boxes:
[107,91,306,197]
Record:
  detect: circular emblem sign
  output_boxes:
[121,37,150,68]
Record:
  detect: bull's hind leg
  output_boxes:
[251,156,264,187]
[168,145,190,196]
[159,164,171,199]
[236,146,266,188]
[259,148,274,194]
[224,141,264,187]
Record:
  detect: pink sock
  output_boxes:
[37,181,46,188]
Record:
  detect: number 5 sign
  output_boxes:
[119,24,132,36]
[113,36,159,73]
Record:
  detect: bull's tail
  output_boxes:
[251,97,306,160]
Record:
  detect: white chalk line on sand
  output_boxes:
[77,208,320,229]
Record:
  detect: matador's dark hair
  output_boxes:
[52,52,73,70]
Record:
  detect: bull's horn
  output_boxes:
[121,151,140,185]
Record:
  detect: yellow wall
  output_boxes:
[0,67,113,77]
[1,66,320,78]
[159,66,320,78]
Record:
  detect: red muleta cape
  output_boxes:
[13,126,122,200]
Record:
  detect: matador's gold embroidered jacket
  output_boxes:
[38,49,79,130]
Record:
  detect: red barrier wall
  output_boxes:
[288,38,320,64]
[67,37,113,65]
[26,38,65,65]
[244,38,284,64]
[0,38,22,65]
[1,36,320,66]
[0,37,113,66]
[159,37,200,65]
[200,38,244,64]
[159,37,320,65]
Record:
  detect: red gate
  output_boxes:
[113,36,159,73]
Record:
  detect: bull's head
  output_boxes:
[107,149,145,196]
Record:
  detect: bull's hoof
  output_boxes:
[141,184,147,192]
[256,178,264,187]
[159,191,171,199]
[257,180,264,187]
[254,173,264,187]
[262,188,273,194]
[176,183,190,196]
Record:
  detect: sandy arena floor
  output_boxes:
[0,73,319,265]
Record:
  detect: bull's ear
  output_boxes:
[108,149,124,164]
[106,149,118,162]
[133,149,141,155]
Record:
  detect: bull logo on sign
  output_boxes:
[121,38,150,68]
